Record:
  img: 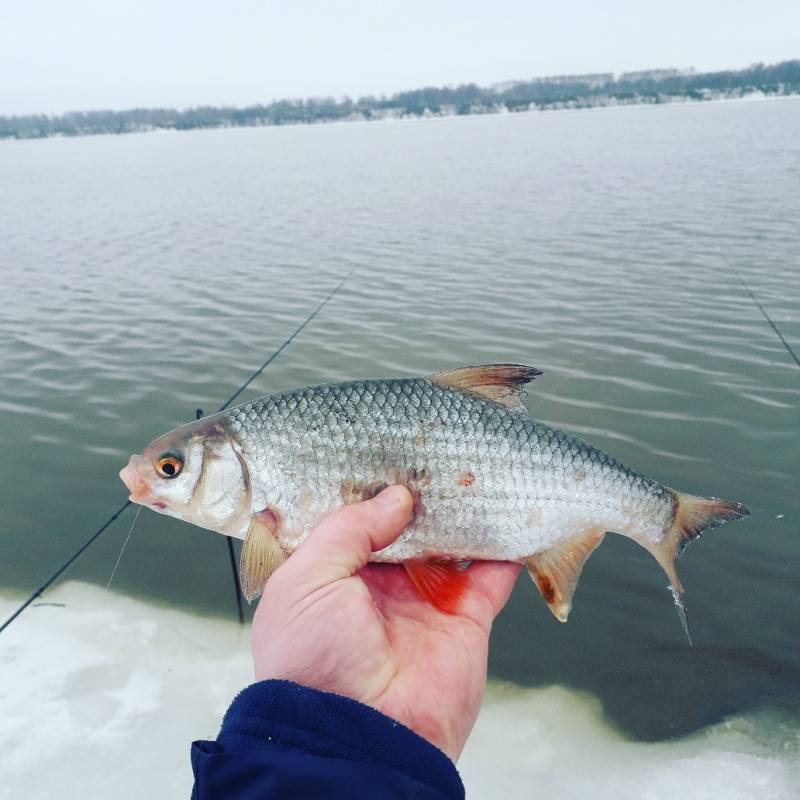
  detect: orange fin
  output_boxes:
[404,560,470,614]
[641,491,749,645]
[429,364,541,413]
[524,529,605,622]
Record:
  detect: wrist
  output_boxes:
[217,679,465,798]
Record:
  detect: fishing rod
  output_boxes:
[210,265,355,624]
[0,268,355,636]
[718,248,800,370]
[195,407,245,625]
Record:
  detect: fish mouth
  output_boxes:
[119,457,153,504]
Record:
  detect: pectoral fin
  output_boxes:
[240,509,285,603]
[524,530,605,622]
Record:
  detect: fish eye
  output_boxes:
[156,453,183,479]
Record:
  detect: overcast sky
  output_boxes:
[1,0,798,115]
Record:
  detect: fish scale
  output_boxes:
[225,376,670,561]
[120,364,749,631]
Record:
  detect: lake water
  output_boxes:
[1,98,799,749]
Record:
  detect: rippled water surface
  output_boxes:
[2,98,799,740]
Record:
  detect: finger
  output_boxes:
[282,485,413,589]
[466,561,522,618]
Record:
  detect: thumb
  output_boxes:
[282,485,413,591]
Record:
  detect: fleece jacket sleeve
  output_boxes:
[191,679,465,800]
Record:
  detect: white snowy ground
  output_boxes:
[1,582,798,800]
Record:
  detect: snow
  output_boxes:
[1,582,797,799]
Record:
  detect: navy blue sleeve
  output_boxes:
[191,679,465,800]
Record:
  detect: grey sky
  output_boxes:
[1,0,798,115]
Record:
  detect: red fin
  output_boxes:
[404,560,469,614]
[429,364,541,412]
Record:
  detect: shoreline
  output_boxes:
[2,84,799,143]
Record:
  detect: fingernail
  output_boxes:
[375,485,407,506]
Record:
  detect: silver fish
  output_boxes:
[119,365,749,629]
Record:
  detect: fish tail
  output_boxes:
[647,492,750,644]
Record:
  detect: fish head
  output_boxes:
[119,417,251,535]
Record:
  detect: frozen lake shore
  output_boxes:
[2,581,797,799]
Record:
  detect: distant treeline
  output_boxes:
[2,60,799,140]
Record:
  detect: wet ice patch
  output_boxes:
[0,583,252,799]
[1,582,797,800]
[460,684,799,800]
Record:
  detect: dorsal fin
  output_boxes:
[429,364,542,412]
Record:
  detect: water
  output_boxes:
[2,98,798,744]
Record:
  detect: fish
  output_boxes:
[119,364,749,632]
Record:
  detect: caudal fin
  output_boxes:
[647,492,750,644]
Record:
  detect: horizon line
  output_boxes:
[3,57,797,120]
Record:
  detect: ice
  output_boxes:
[461,685,800,799]
[1,582,797,800]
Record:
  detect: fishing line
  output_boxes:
[526,345,602,415]
[0,268,355,636]
[0,500,131,635]
[105,506,142,592]
[526,316,620,416]
[217,267,356,412]
[717,246,800,371]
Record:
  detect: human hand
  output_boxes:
[251,485,520,761]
